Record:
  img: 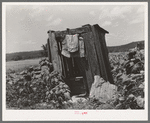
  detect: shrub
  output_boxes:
[12,55,23,61]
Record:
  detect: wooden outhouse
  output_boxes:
[47,24,113,95]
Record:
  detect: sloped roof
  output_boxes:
[93,24,109,34]
[47,24,109,37]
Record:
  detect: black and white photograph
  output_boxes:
[2,2,148,121]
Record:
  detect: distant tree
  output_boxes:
[12,55,23,61]
[41,43,48,57]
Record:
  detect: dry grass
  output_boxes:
[6,58,42,73]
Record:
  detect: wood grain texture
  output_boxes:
[91,26,108,81]
[48,31,62,75]
[94,25,114,84]
[82,31,100,91]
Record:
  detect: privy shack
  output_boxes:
[47,24,114,95]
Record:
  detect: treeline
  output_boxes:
[107,41,144,53]
[6,41,144,62]
[6,50,46,62]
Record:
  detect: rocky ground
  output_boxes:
[6,49,145,109]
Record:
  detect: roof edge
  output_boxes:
[93,24,109,34]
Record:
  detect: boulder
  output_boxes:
[71,96,87,103]
[64,92,71,100]
[136,96,144,108]
[89,75,117,103]
[139,83,144,89]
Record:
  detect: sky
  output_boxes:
[5,3,146,53]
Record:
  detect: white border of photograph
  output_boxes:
[2,2,148,121]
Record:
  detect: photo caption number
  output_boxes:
[74,111,88,115]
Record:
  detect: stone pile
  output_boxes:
[6,58,72,109]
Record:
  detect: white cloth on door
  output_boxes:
[66,34,79,53]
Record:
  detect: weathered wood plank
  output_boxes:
[58,41,66,78]
[82,32,100,91]
[48,31,62,75]
[99,33,114,84]
[95,25,109,54]
[52,26,91,40]
[73,57,91,93]
[91,26,108,81]
[83,32,100,75]
[92,25,114,84]
[47,38,51,62]
[48,24,109,42]
[94,24,109,34]
[67,58,74,77]
[62,56,69,78]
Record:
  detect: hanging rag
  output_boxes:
[79,37,85,57]
[61,37,70,58]
[66,34,79,53]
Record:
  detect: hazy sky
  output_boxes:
[5,4,145,53]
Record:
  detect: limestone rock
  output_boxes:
[71,96,87,103]
[136,96,144,108]
[90,75,117,103]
